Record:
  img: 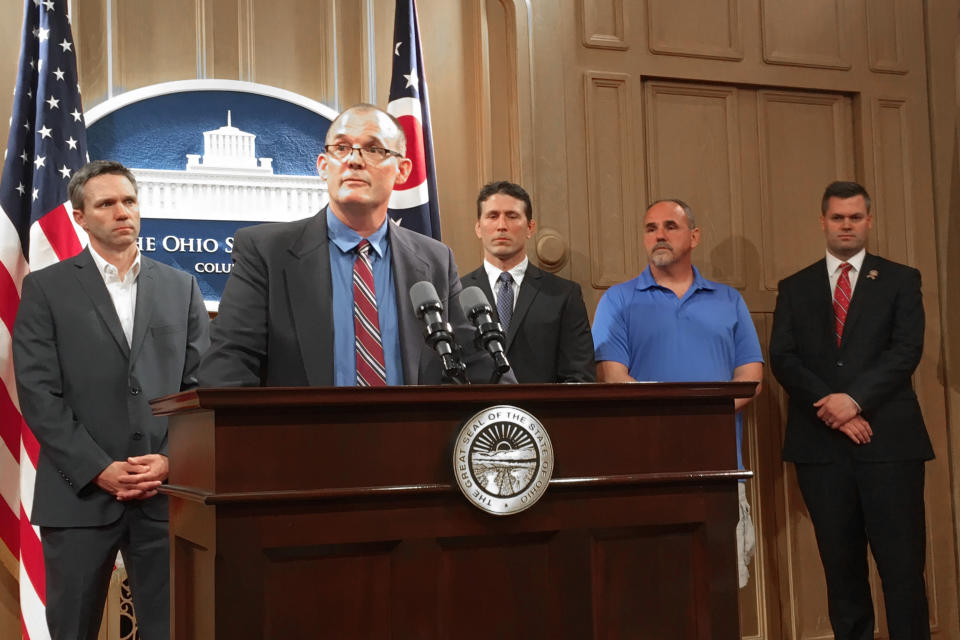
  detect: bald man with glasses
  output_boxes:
[200,103,508,387]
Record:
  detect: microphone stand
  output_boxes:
[467,313,511,384]
[417,304,468,385]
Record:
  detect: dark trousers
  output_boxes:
[41,505,170,640]
[795,459,929,640]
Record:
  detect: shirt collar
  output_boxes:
[326,206,390,258]
[825,248,866,275]
[87,244,141,280]
[483,256,528,281]
[636,265,714,292]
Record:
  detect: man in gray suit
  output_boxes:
[200,104,505,386]
[13,161,210,640]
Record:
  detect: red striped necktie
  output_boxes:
[833,262,853,347]
[353,240,387,386]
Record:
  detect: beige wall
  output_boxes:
[1,1,958,639]
[1,2,23,166]
[923,0,960,617]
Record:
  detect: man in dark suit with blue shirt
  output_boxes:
[460,181,595,383]
[770,180,933,640]
[200,104,510,387]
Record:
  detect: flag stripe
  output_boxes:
[36,204,81,261]
[0,438,18,513]
[0,206,27,298]
[0,262,21,339]
[21,420,39,468]
[0,306,21,411]
[0,392,24,471]
[20,438,37,521]
[19,503,44,603]
[0,484,18,557]
[19,561,49,640]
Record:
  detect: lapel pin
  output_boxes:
[866,269,878,280]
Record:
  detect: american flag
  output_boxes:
[0,1,88,638]
[387,0,441,240]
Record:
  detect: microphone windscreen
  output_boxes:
[410,280,441,310]
[458,286,491,316]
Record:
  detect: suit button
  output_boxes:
[130,386,141,395]
[132,432,143,441]
[836,360,844,367]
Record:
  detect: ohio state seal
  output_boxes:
[453,405,554,515]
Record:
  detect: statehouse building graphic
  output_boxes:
[133,110,327,224]
[85,79,337,307]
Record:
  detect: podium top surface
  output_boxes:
[151,381,758,415]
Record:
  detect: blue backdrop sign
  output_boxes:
[85,80,337,307]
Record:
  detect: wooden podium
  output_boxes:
[153,382,755,639]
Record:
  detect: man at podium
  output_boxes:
[200,103,508,387]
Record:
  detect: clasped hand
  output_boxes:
[94,454,169,501]
[814,393,872,444]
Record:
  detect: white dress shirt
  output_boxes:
[88,245,141,347]
[482,257,527,311]
[826,248,866,297]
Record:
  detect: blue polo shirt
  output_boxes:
[592,266,763,468]
[328,208,403,386]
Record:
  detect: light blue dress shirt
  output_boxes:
[327,209,403,386]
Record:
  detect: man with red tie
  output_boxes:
[770,181,933,639]
[200,104,508,387]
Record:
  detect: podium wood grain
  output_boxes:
[154,382,755,639]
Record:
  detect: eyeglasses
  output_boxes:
[324,143,403,163]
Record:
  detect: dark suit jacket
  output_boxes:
[12,249,210,527]
[460,263,595,383]
[770,253,933,463]
[200,210,510,386]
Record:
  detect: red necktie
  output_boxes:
[353,240,387,386]
[833,262,853,347]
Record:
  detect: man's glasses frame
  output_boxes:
[324,143,404,164]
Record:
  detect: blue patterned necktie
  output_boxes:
[496,271,514,332]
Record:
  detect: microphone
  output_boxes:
[409,281,467,384]
[457,286,511,382]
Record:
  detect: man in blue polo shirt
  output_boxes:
[592,198,764,586]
